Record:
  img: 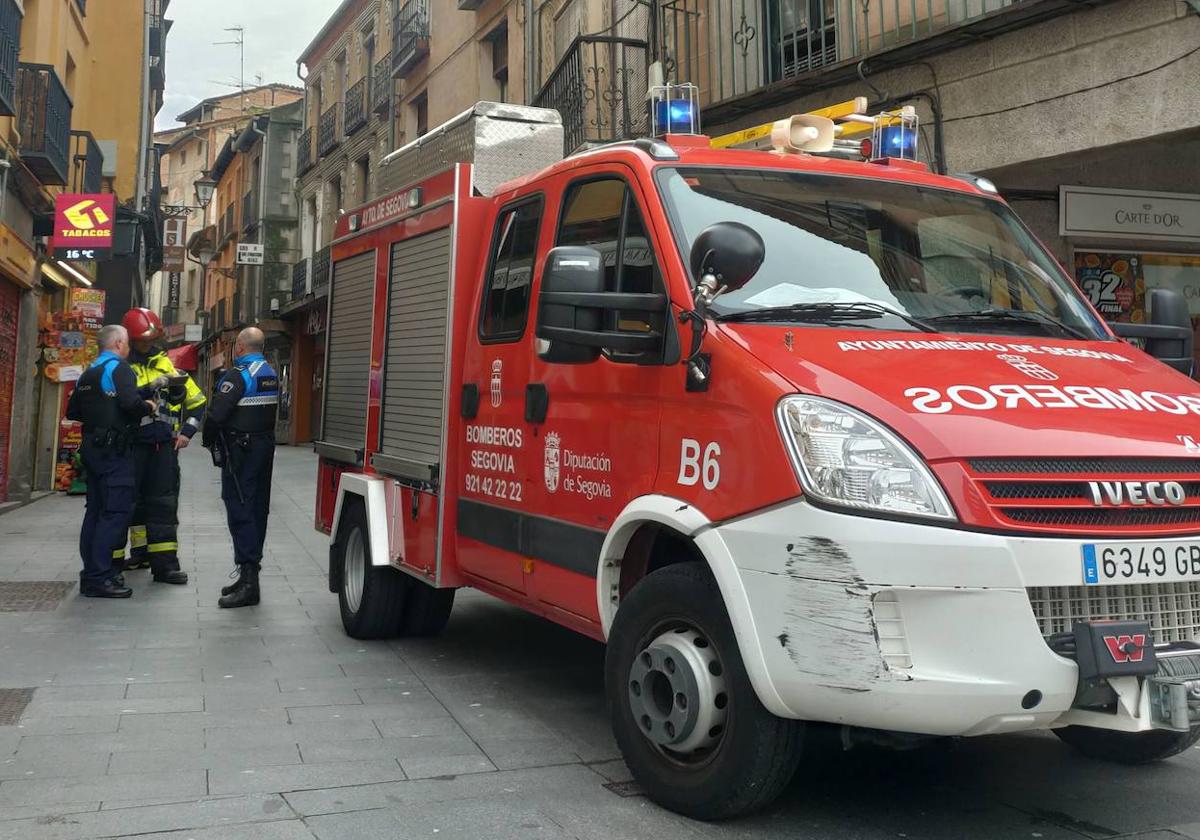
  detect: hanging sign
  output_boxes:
[51,194,116,261]
[162,217,187,271]
[167,272,181,307]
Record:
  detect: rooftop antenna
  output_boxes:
[214,26,245,112]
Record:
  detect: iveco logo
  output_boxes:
[1088,480,1187,507]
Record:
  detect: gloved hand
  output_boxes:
[151,376,170,390]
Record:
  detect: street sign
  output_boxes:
[162,217,187,271]
[51,194,115,261]
[236,243,265,265]
[167,271,181,307]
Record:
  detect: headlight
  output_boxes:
[776,396,954,520]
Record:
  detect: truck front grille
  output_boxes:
[1027,582,1200,643]
[965,458,1200,535]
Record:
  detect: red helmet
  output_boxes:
[122,308,164,341]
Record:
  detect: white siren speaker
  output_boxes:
[770,114,835,153]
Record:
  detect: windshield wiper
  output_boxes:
[717,301,938,333]
[923,308,1090,340]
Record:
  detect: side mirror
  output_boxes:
[1112,288,1195,376]
[535,246,668,365]
[689,221,765,295]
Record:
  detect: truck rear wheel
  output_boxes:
[402,581,456,637]
[1054,724,1200,764]
[335,500,412,639]
[605,562,804,820]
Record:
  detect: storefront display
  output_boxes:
[46,288,105,492]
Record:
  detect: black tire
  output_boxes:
[1054,724,1200,764]
[334,500,412,639]
[605,562,804,820]
[401,580,456,637]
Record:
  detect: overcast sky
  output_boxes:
[158,0,335,131]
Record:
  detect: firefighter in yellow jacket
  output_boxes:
[114,308,206,584]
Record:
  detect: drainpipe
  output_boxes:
[134,0,153,303]
[524,0,535,101]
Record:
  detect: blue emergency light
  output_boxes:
[650,83,700,137]
[655,99,696,134]
[878,124,918,160]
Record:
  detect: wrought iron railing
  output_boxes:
[16,63,72,186]
[0,0,19,118]
[292,257,310,300]
[298,126,314,174]
[534,35,649,155]
[317,104,339,157]
[69,130,102,194]
[312,245,331,294]
[659,0,1037,110]
[392,0,430,78]
[344,77,367,135]
[372,53,392,115]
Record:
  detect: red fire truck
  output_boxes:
[314,97,1200,819]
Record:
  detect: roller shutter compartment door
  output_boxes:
[0,281,18,502]
[380,228,452,480]
[322,251,377,451]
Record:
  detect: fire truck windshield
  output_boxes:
[657,167,1108,340]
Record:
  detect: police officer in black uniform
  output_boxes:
[202,327,279,608]
[66,325,155,598]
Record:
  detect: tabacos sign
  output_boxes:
[51,193,116,260]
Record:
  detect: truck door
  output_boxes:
[522,169,666,623]
[457,196,545,594]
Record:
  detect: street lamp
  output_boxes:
[193,174,217,210]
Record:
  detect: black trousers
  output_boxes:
[222,435,275,567]
[123,442,182,574]
[79,442,134,586]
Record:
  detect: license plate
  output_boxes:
[1082,541,1200,585]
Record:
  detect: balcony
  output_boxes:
[0,0,20,117]
[16,63,72,186]
[69,131,102,194]
[661,0,1080,118]
[392,0,429,78]
[344,77,367,136]
[534,36,649,155]
[372,53,391,115]
[297,126,314,175]
[312,245,331,295]
[317,103,339,157]
[291,257,310,300]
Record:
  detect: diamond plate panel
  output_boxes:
[0,581,75,612]
[0,688,33,725]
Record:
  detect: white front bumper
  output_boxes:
[712,500,1186,737]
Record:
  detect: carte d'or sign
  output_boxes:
[51,193,116,260]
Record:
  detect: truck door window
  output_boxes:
[479,197,543,341]
[557,177,665,344]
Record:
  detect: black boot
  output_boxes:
[153,570,189,585]
[82,579,133,599]
[220,565,247,596]
[218,564,260,608]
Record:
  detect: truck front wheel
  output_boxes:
[1054,724,1200,764]
[335,500,412,639]
[605,562,804,820]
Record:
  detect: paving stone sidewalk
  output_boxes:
[2,444,1200,839]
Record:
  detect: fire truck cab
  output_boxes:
[315,99,1200,819]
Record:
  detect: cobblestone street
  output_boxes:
[0,444,1199,839]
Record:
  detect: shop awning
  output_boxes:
[166,343,198,371]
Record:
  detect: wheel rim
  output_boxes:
[628,623,729,764]
[343,527,366,614]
